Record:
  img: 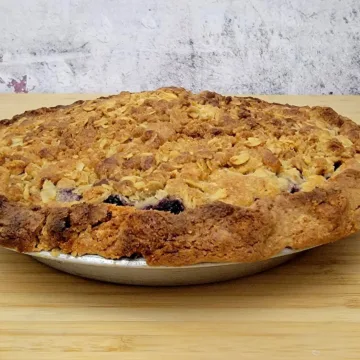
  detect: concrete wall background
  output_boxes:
[0,0,359,94]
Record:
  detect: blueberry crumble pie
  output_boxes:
[0,87,360,266]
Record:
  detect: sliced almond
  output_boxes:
[336,135,353,147]
[301,175,326,192]
[82,102,97,112]
[123,153,134,160]
[76,161,85,171]
[245,137,262,147]
[209,188,228,201]
[57,178,76,189]
[99,138,108,149]
[146,181,164,192]
[11,137,24,147]
[184,179,206,191]
[40,180,57,203]
[134,181,146,189]
[121,175,142,183]
[252,168,274,178]
[229,152,250,166]
[23,183,30,201]
[196,159,209,173]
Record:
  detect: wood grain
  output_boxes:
[0,94,360,360]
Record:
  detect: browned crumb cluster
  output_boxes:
[0,87,360,266]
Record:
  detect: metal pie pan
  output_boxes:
[21,247,312,286]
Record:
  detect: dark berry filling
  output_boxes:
[289,184,300,194]
[129,253,142,260]
[57,188,82,202]
[104,194,128,206]
[103,194,185,214]
[334,160,342,171]
[144,197,185,214]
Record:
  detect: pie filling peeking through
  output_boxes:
[0,87,359,266]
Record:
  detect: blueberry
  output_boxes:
[145,197,185,214]
[104,195,127,206]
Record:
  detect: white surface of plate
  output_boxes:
[23,247,312,286]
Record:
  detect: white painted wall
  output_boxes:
[0,0,359,94]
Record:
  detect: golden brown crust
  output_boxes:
[0,88,360,266]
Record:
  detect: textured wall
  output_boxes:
[0,0,359,94]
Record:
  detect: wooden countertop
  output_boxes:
[1,94,360,360]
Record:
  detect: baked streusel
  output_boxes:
[0,87,359,265]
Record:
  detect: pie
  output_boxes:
[0,87,359,266]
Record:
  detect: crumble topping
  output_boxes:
[1,88,360,266]
[1,87,359,214]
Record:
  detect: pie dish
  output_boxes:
[0,87,359,266]
[24,247,302,286]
